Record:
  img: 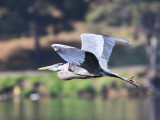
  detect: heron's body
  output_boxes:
[38,33,138,87]
[57,63,102,80]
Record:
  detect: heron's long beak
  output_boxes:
[38,66,49,70]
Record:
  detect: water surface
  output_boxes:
[0,97,159,120]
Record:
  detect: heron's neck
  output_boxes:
[57,65,63,71]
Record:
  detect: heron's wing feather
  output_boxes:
[52,45,85,66]
[81,33,131,71]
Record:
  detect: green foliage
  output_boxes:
[94,77,124,93]
[0,76,18,90]
[21,89,33,97]
[0,71,137,97]
[86,2,160,32]
[44,73,63,95]
[86,3,136,28]
[76,79,93,92]
[62,80,79,96]
[62,79,94,96]
[27,75,43,84]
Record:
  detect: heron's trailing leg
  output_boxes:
[126,76,137,84]
[121,76,139,88]
[113,75,138,88]
[104,72,139,88]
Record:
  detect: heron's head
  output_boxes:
[38,63,64,72]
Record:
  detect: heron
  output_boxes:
[38,33,138,87]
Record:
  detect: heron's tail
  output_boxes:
[102,71,139,88]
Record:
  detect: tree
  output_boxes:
[0,0,89,66]
[134,4,160,91]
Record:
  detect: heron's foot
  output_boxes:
[126,76,139,88]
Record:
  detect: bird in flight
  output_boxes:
[38,33,138,87]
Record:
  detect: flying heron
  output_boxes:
[38,33,138,87]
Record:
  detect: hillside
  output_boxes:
[0,22,148,71]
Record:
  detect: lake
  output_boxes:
[0,96,159,120]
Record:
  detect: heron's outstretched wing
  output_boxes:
[52,44,101,69]
[81,33,131,71]
[52,44,85,66]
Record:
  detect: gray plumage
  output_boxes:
[81,33,131,71]
[52,44,85,66]
[38,33,138,87]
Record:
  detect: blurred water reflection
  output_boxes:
[0,96,159,120]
